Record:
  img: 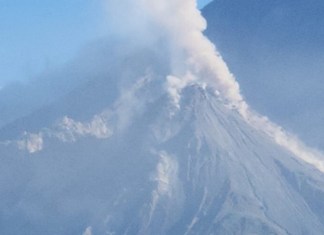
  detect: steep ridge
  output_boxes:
[202,0,324,149]
[0,1,324,234]
[1,79,324,234]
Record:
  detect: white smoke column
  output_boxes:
[140,0,324,172]
[142,0,244,106]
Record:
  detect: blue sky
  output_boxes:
[0,0,213,87]
[197,0,213,8]
[0,0,106,86]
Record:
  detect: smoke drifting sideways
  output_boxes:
[1,0,323,173]
[103,0,324,172]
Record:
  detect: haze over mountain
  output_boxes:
[1,0,324,234]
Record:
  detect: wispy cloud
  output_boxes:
[8,0,324,173]
[18,132,43,153]
[16,114,113,154]
[139,0,324,172]
[56,115,112,142]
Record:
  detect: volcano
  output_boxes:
[1,1,324,235]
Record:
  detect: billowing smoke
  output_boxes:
[104,0,324,172]
[140,0,244,106]
[3,0,323,173]
[1,1,324,233]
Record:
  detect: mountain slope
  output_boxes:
[202,0,324,149]
[1,1,324,234]
[1,79,324,234]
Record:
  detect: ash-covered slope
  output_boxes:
[1,0,324,234]
[1,80,324,235]
[202,0,324,149]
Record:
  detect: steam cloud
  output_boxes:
[136,0,324,172]
[17,114,112,153]
[18,132,44,153]
[56,115,112,142]
[11,0,324,171]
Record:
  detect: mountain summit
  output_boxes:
[1,0,324,234]
[1,74,324,234]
